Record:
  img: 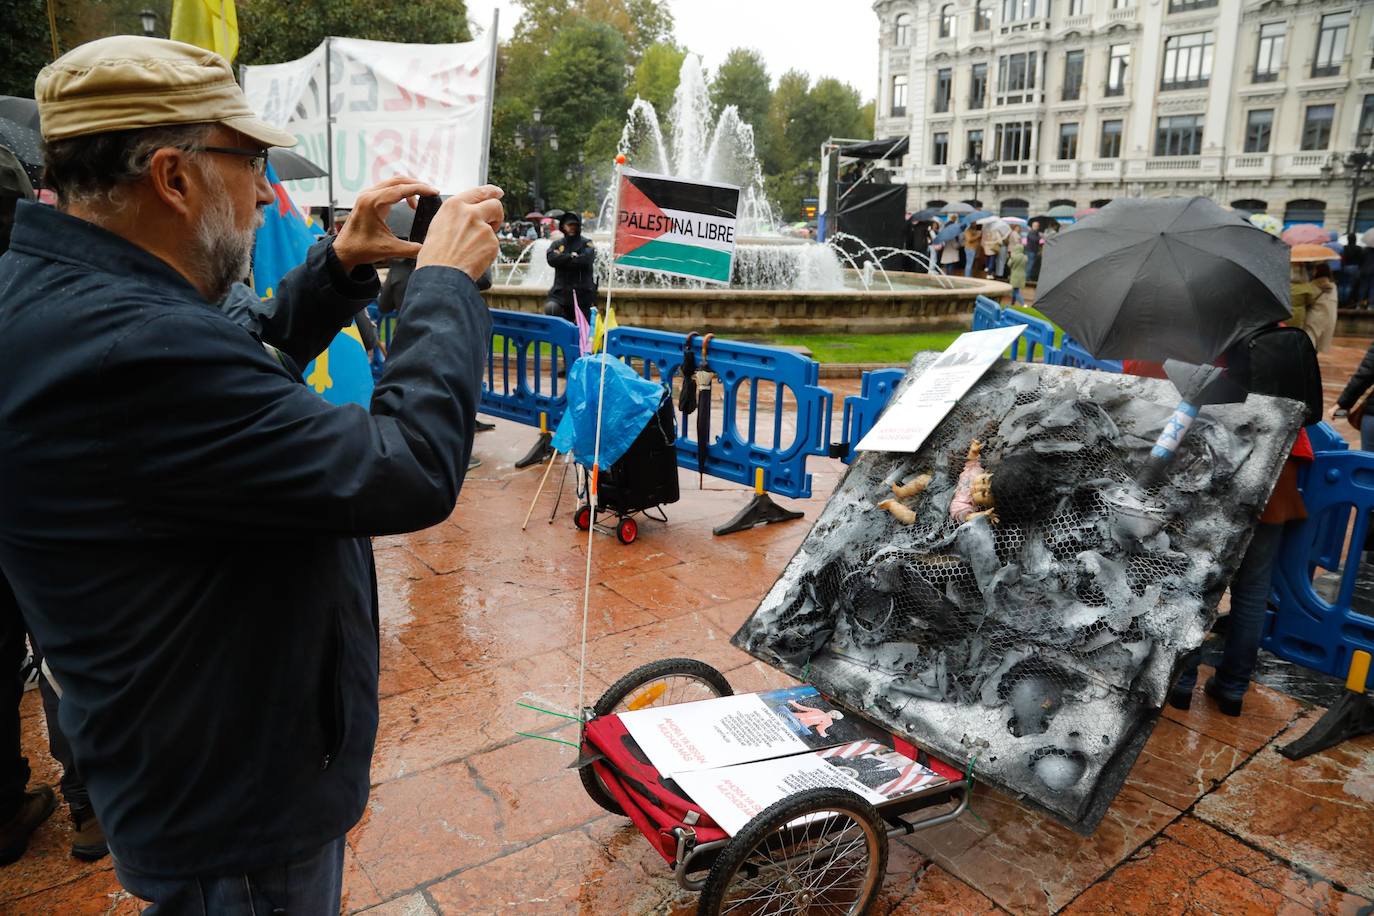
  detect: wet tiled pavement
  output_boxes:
[3,343,1374,914]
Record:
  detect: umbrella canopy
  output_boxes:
[0,96,42,184]
[1075,207,1099,218]
[910,207,942,221]
[1002,216,1029,226]
[1035,197,1291,364]
[1248,213,1282,237]
[1281,224,1329,246]
[933,221,965,244]
[979,217,1012,241]
[1029,215,1061,230]
[525,210,544,219]
[1290,244,1338,263]
[0,145,33,199]
[267,147,327,181]
[1046,204,1076,218]
[943,202,974,215]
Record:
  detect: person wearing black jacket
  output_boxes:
[1335,338,1374,450]
[544,212,597,320]
[0,37,502,911]
[1343,233,1374,309]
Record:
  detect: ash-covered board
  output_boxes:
[732,354,1304,832]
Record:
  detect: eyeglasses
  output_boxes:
[191,146,269,177]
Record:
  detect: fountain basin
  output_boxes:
[485,271,1010,335]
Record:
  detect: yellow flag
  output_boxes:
[591,305,619,353]
[170,0,239,63]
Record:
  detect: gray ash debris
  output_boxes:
[733,354,1304,831]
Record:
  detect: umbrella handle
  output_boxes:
[701,333,714,366]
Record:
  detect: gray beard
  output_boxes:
[192,172,262,302]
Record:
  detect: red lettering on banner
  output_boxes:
[370,129,404,182]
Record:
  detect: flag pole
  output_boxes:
[577,154,626,719]
[324,37,336,234]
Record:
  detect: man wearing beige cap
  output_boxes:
[0,36,502,910]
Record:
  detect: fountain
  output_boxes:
[485,55,1007,334]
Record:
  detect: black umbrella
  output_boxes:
[909,208,941,222]
[678,333,698,416]
[0,96,42,184]
[1035,197,1290,365]
[267,147,327,180]
[694,334,716,489]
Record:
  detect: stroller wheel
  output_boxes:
[616,517,638,544]
[580,659,734,816]
[698,787,887,916]
[574,505,592,530]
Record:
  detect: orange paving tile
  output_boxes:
[4,349,1374,913]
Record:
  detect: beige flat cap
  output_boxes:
[36,36,296,148]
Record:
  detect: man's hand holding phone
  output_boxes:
[416,185,505,283]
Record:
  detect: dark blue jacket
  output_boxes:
[0,202,489,876]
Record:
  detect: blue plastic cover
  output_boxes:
[551,354,667,468]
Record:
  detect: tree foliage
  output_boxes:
[709,49,770,137]
[632,42,685,117]
[237,0,472,67]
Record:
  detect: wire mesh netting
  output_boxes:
[733,354,1306,831]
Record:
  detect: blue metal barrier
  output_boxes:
[607,327,833,500]
[972,296,1002,332]
[1053,336,1124,373]
[1268,448,1374,680]
[970,296,1056,363]
[479,310,579,428]
[839,369,905,465]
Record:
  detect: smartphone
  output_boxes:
[408,194,442,245]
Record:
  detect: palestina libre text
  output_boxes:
[619,210,735,243]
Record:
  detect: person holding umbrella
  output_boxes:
[1288,244,1337,352]
[962,221,982,277]
[1036,196,1313,718]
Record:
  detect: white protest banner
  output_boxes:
[242,36,495,208]
[855,326,1027,453]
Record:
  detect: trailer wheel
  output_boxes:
[697,787,887,916]
[616,517,638,544]
[574,505,592,530]
[579,659,734,815]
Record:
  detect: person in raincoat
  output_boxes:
[1006,235,1027,307]
[963,223,982,277]
[982,224,1004,280]
[1288,263,1317,331]
[1304,263,1337,353]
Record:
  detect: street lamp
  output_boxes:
[564,151,591,210]
[139,9,159,36]
[1321,129,1374,236]
[514,108,558,213]
[956,155,999,207]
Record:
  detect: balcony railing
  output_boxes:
[1061,14,1091,31]
[1279,152,1331,176]
[1045,161,1078,181]
[1108,7,1136,24]
[1125,156,1222,178]
[921,166,950,184]
[1085,159,1123,179]
[1227,153,1273,178]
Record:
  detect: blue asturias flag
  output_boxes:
[253,163,373,407]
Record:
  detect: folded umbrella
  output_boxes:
[694,334,716,489]
[1035,196,1290,365]
[678,332,699,415]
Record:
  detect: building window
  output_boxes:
[1355,198,1374,233]
[1230,198,1267,215]
[1001,198,1031,219]
[1155,114,1203,156]
[891,74,908,117]
[940,4,955,38]
[1167,0,1216,11]
[1313,12,1349,78]
[969,63,988,109]
[997,51,1039,99]
[1253,22,1284,83]
[1301,104,1335,151]
[1360,95,1374,143]
[1058,123,1079,159]
[1099,119,1123,158]
[967,129,985,160]
[1061,49,1084,101]
[895,13,911,47]
[1106,44,1129,97]
[975,0,992,30]
[1161,32,1213,90]
[1002,0,1036,23]
[994,121,1035,162]
[935,68,953,113]
[1113,0,1132,7]
[933,132,950,165]
[1244,109,1273,153]
[1284,199,1326,227]
[1067,0,1086,14]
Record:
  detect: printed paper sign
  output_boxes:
[674,740,947,836]
[613,167,740,284]
[618,686,870,775]
[855,326,1026,453]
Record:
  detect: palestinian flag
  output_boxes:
[613,167,740,285]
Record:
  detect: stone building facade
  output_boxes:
[873,0,1374,229]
